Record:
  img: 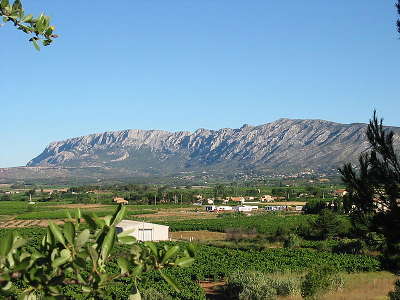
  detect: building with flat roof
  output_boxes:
[116,220,169,241]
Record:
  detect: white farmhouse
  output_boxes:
[116,220,169,242]
[234,205,258,212]
[205,205,217,211]
[216,206,233,211]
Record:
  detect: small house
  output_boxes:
[216,206,233,211]
[234,205,258,212]
[205,205,217,212]
[230,197,245,203]
[116,220,169,241]
[113,197,129,205]
[265,205,288,212]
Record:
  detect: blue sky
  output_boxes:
[1,1,399,167]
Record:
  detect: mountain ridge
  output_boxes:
[25,118,400,177]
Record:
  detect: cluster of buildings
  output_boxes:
[205,205,259,212]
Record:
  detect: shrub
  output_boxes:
[303,199,328,214]
[283,233,301,248]
[365,231,386,251]
[300,265,344,299]
[226,271,301,299]
[389,280,400,300]
[225,271,277,300]
[141,288,174,300]
[332,239,367,255]
[269,276,300,296]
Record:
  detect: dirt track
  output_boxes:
[0,218,64,228]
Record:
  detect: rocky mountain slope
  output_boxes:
[25,118,400,176]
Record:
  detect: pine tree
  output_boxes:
[339,111,400,271]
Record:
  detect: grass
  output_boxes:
[170,230,227,241]
[0,201,158,221]
[278,271,398,300]
[15,208,157,220]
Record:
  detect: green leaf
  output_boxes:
[60,248,71,258]
[1,281,12,291]
[88,245,99,264]
[0,232,13,257]
[131,264,143,276]
[159,269,180,292]
[82,214,97,231]
[118,235,136,245]
[117,257,129,274]
[161,245,179,264]
[174,257,195,268]
[111,204,126,226]
[14,258,30,271]
[63,222,75,245]
[21,13,32,23]
[0,0,9,10]
[82,286,92,293]
[144,242,159,260]
[129,292,141,300]
[48,222,65,246]
[31,39,40,51]
[76,229,90,249]
[186,243,196,257]
[100,227,115,261]
[51,256,69,268]
[75,208,82,221]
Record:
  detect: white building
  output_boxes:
[234,205,258,212]
[205,205,217,211]
[116,220,169,242]
[216,206,233,211]
[265,205,287,211]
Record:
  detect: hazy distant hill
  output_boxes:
[24,118,400,177]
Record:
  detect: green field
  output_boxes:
[158,213,316,234]
[0,227,382,300]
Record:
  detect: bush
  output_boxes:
[225,271,277,300]
[283,233,301,248]
[300,265,344,299]
[365,231,386,251]
[226,271,301,299]
[303,210,351,240]
[141,288,174,300]
[332,239,367,255]
[269,276,300,296]
[389,280,400,300]
[303,199,328,214]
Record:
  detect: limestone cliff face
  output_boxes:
[27,119,400,174]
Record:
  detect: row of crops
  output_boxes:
[159,213,317,235]
[0,201,158,219]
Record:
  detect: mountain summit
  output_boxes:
[26,118,400,176]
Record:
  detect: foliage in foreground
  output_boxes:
[0,205,195,300]
[0,0,57,50]
[0,224,382,299]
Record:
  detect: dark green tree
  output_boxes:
[397,0,400,34]
[339,111,400,270]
